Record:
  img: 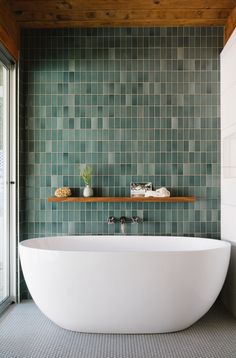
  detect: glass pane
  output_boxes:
[0,62,9,303]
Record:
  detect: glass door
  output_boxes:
[0,61,10,306]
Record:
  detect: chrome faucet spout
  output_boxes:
[119,216,126,224]
[119,217,126,234]
[120,223,125,235]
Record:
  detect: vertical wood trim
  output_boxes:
[0,0,19,61]
[224,5,236,45]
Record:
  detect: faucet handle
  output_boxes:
[108,216,116,224]
[131,216,142,224]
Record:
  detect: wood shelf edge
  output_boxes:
[48,196,196,203]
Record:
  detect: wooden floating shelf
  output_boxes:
[48,196,196,203]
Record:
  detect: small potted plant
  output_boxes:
[80,165,93,197]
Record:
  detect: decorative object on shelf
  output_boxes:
[145,187,170,198]
[83,185,94,198]
[54,187,72,198]
[80,165,93,197]
[130,182,152,197]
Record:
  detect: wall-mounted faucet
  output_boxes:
[107,216,143,234]
[108,216,142,224]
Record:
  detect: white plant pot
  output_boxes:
[83,185,93,197]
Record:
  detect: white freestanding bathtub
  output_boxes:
[19,236,230,334]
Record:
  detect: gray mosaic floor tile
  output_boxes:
[0,300,236,358]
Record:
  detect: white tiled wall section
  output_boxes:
[221,28,236,315]
[221,28,236,240]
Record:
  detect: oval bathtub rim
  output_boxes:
[19,236,231,255]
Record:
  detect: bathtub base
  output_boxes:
[51,315,199,334]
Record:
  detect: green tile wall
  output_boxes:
[20,27,223,259]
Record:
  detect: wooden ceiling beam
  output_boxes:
[9,0,236,12]
[0,0,19,60]
[13,9,230,24]
[224,5,236,43]
[17,19,227,29]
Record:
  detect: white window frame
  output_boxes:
[0,56,17,313]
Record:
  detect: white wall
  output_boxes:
[221,28,236,315]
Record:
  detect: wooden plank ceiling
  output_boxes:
[8,0,236,28]
[225,5,236,42]
[0,0,19,60]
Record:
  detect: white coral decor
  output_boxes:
[54,187,72,198]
